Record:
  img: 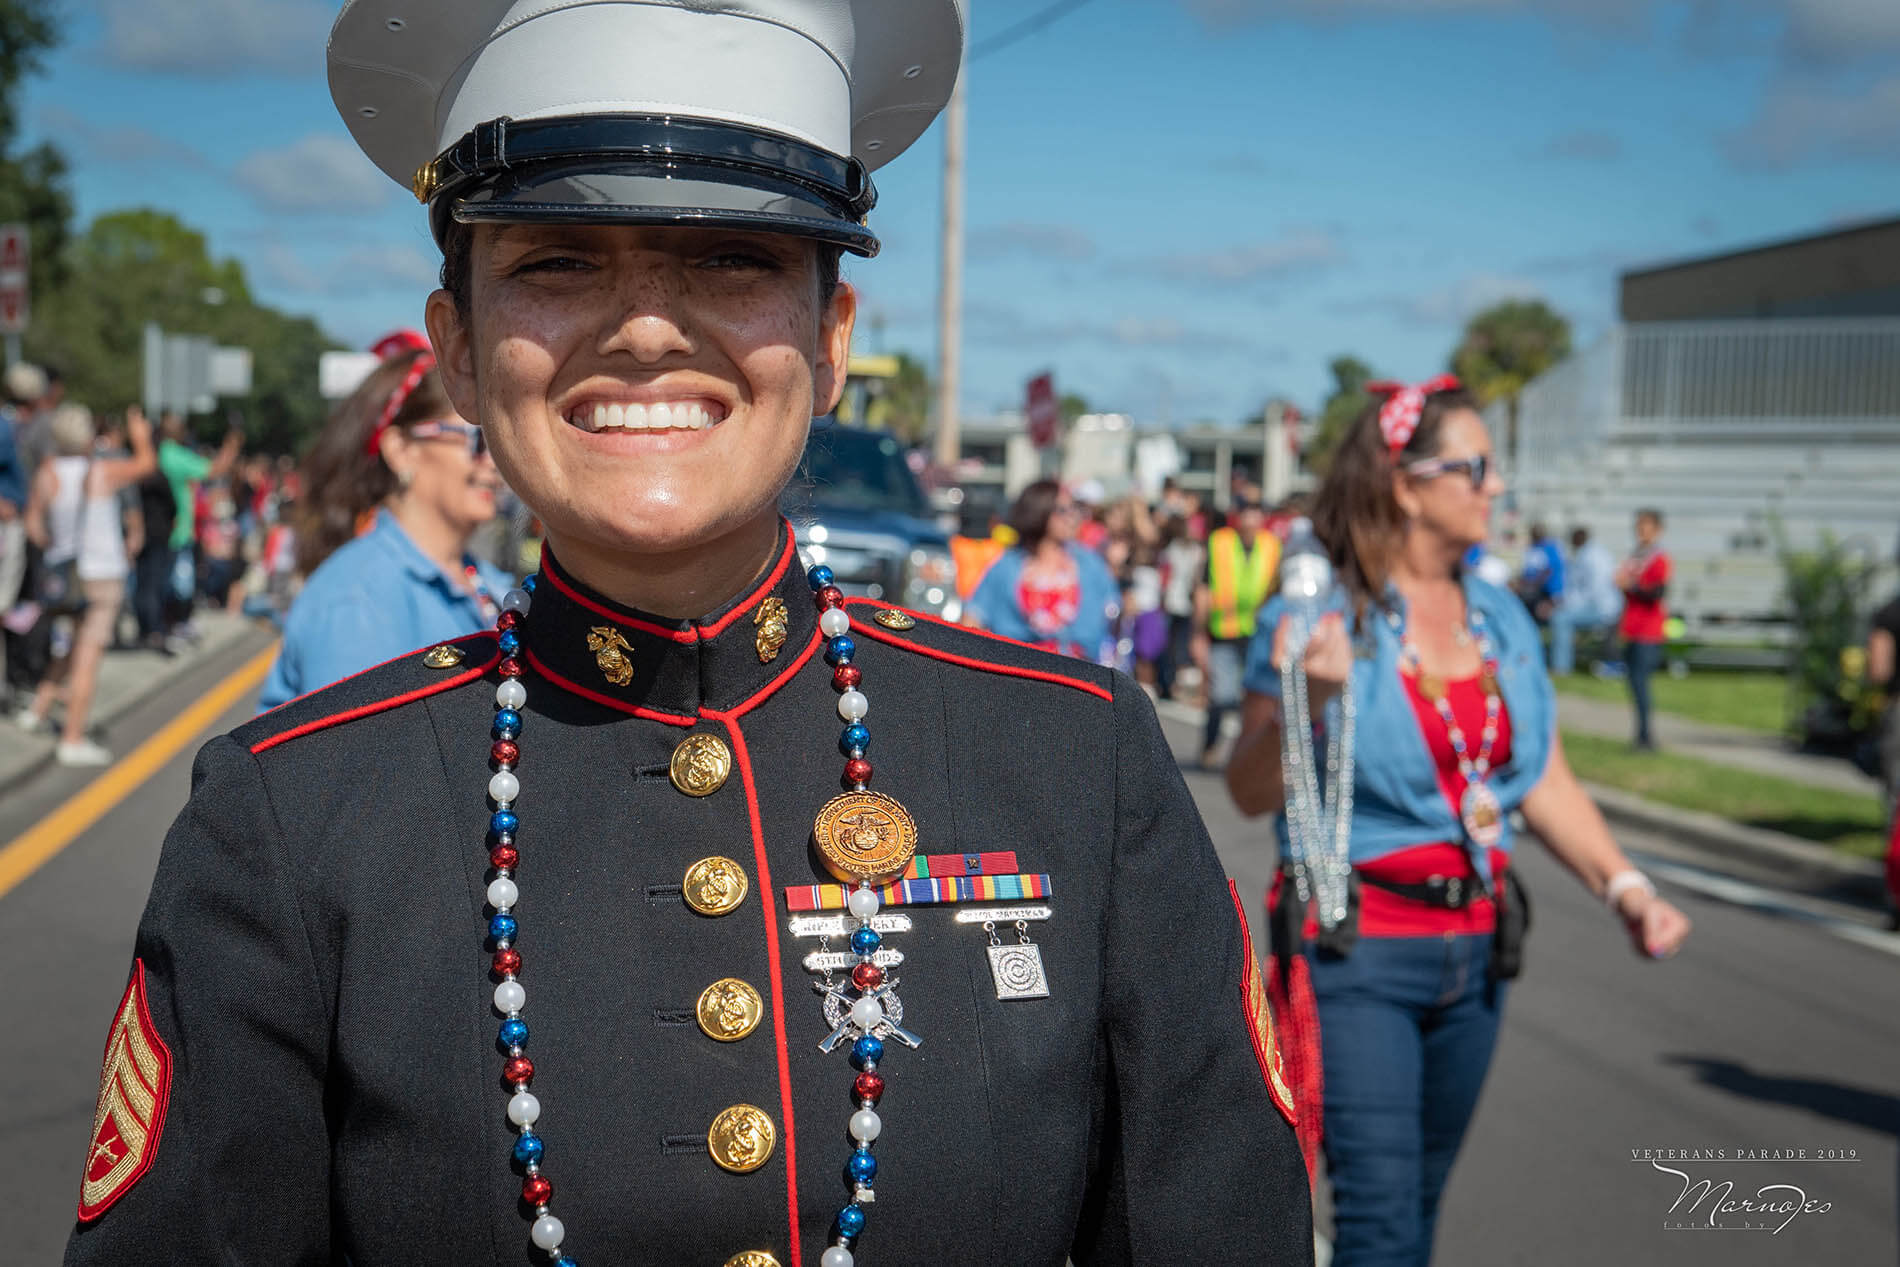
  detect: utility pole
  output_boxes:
[932,37,967,472]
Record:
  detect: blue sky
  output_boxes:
[22,0,1900,425]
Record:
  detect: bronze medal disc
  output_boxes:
[812,791,919,884]
[670,733,733,797]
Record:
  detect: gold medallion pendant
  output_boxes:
[812,790,919,884]
[670,733,733,797]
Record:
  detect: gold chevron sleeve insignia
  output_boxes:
[78,961,173,1222]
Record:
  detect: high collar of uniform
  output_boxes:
[522,524,817,719]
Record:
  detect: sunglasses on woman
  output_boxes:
[408,419,487,457]
[1405,453,1491,490]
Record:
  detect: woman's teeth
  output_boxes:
[574,401,717,432]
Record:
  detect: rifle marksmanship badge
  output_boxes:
[79,961,172,1222]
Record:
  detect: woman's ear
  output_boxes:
[814,281,858,416]
[378,427,414,491]
[426,288,480,425]
[1390,465,1422,521]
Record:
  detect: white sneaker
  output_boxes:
[11,705,43,732]
[55,739,113,767]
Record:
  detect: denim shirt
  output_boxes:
[966,544,1120,658]
[1243,574,1556,865]
[259,511,515,711]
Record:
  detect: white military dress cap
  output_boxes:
[328,0,966,256]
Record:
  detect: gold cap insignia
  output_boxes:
[708,1104,777,1174]
[696,978,765,1043]
[753,596,790,664]
[683,856,749,917]
[873,608,917,631]
[585,625,636,687]
[670,733,733,797]
[411,158,441,204]
[421,643,465,669]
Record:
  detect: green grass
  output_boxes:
[1553,670,1793,735]
[1562,730,1888,858]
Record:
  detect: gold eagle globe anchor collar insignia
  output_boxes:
[753,596,789,663]
[585,625,635,686]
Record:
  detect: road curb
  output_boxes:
[0,618,269,798]
[1583,780,1888,906]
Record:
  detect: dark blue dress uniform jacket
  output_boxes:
[64,531,1312,1266]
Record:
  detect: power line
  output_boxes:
[970,0,1097,61]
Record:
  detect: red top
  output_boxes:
[1353,673,1515,937]
[1619,549,1671,643]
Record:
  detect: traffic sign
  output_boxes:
[0,224,27,336]
[1026,372,1059,449]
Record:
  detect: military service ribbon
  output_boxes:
[784,872,1052,913]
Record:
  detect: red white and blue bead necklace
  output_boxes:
[1396,604,1505,862]
[477,563,918,1266]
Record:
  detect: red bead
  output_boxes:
[853,1072,884,1104]
[504,1055,535,1086]
[490,844,519,870]
[521,1174,552,1206]
[833,664,862,690]
[498,658,524,678]
[497,611,520,630]
[492,948,521,976]
[843,758,872,785]
[816,585,845,610]
[851,963,883,991]
[492,740,520,765]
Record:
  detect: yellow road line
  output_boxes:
[0,641,279,902]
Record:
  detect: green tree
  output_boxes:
[0,2,68,297]
[1449,299,1571,460]
[1304,354,1375,475]
[1059,391,1090,424]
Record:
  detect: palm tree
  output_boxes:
[1450,300,1571,464]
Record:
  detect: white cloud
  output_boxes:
[253,242,439,295]
[96,0,330,74]
[1151,229,1346,283]
[967,302,1262,354]
[968,222,1097,262]
[235,134,392,212]
[1724,73,1900,167]
[1333,273,1546,328]
[1781,0,1900,65]
[38,104,213,168]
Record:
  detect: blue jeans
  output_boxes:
[1548,597,1620,675]
[1625,639,1663,746]
[1310,934,1506,1267]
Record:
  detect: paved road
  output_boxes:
[4,658,1896,1265]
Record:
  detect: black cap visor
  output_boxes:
[443,159,880,257]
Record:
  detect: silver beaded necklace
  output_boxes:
[1279,625,1357,930]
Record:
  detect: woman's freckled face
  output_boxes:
[430,223,854,560]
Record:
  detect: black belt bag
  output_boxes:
[1357,868,1532,981]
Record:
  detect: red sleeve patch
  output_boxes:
[79,960,172,1222]
[1228,880,1298,1129]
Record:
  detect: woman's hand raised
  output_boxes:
[1273,610,1351,710]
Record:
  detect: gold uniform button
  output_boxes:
[873,607,917,630]
[724,1253,781,1267]
[683,856,749,916]
[696,978,764,1042]
[421,643,465,668]
[708,1104,777,1174]
[670,732,733,796]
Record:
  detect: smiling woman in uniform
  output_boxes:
[64,4,1313,1266]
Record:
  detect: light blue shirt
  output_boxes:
[259,510,514,711]
[965,544,1120,661]
[1243,574,1556,866]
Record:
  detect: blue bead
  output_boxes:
[808,564,834,590]
[825,635,856,666]
[498,1017,529,1048]
[512,1131,544,1165]
[839,724,870,755]
[522,575,537,594]
[497,631,520,655]
[493,708,522,738]
[490,810,519,836]
[837,1203,866,1237]
[847,1150,878,1183]
[850,926,881,954]
[489,912,518,941]
[851,1035,884,1067]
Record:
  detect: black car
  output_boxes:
[781,423,959,618]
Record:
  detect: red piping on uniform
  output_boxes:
[250,642,503,753]
[845,603,1114,702]
[254,631,500,718]
[710,717,803,1267]
[713,627,823,722]
[700,531,796,639]
[540,529,796,644]
[521,648,697,726]
[846,597,1049,653]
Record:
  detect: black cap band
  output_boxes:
[418,114,880,255]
